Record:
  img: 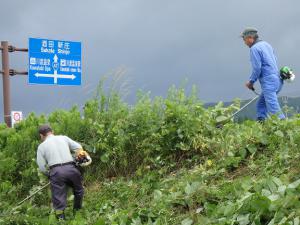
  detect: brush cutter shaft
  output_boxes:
[17,182,50,206]
[231,95,259,118]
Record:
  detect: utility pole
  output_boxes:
[0,41,28,128]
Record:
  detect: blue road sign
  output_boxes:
[28,38,81,86]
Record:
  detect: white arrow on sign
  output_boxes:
[35,54,76,84]
[53,54,58,63]
[35,72,76,84]
[34,54,76,84]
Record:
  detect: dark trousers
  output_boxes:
[49,164,84,211]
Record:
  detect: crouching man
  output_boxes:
[36,124,91,220]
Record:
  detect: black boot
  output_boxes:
[73,195,83,214]
[56,213,65,221]
[55,210,65,221]
[257,117,265,123]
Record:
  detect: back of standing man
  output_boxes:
[36,124,90,220]
[241,28,285,121]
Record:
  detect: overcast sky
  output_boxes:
[1,0,300,121]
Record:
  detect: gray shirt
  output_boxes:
[36,134,82,174]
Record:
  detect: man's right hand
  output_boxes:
[245,81,254,91]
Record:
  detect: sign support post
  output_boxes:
[0,41,28,128]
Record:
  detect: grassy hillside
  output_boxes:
[1,85,300,224]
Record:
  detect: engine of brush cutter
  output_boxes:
[75,149,92,167]
[280,66,295,83]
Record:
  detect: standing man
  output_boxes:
[36,124,88,220]
[241,28,285,121]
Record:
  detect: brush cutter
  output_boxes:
[216,89,259,125]
[14,151,91,207]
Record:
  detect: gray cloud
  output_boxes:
[1,0,300,122]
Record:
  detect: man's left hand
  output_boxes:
[245,81,254,90]
[45,171,50,179]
